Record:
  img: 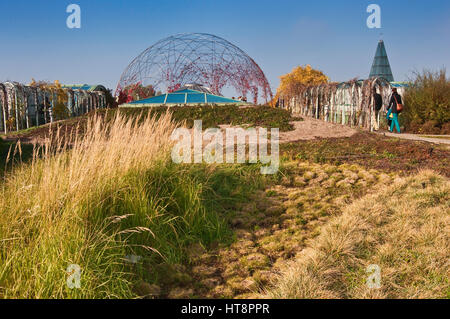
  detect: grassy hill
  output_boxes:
[0,112,282,298]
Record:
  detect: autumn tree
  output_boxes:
[272,65,329,106]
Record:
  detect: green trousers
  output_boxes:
[389,112,401,133]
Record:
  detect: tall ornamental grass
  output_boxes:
[0,112,243,298]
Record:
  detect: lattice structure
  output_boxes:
[116,33,273,104]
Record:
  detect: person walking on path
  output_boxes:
[372,88,383,131]
[387,87,402,133]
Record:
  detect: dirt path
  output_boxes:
[282,117,450,148]
[284,116,450,147]
[214,117,357,146]
[379,132,450,147]
[279,117,357,143]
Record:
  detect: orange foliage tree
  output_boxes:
[272,65,329,106]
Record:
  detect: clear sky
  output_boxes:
[0,0,449,94]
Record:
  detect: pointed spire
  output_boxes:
[369,40,394,82]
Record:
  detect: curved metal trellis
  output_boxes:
[278,77,406,131]
[116,33,273,104]
[0,81,107,134]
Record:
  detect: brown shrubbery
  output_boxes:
[403,68,450,134]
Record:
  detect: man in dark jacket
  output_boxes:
[372,88,383,131]
[387,88,402,133]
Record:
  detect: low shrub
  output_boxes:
[403,68,450,134]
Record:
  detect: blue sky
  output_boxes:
[0,0,449,94]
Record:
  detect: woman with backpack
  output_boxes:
[387,87,403,133]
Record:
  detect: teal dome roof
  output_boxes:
[124,89,246,107]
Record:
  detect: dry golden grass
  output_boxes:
[0,112,177,298]
[264,170,449,299]
[3,111,175,212]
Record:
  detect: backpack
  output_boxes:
[393,94,403,113]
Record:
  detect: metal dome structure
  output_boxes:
[116,33,272,104]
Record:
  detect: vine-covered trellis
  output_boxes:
[277,77,407,131]
[0,81,107,133]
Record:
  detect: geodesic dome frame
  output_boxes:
[116,33,273,104]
